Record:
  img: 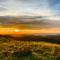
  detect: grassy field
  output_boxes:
[0,40,60,60]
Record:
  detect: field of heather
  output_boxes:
[0,40,60,60]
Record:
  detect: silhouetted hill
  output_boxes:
[0,34,60,44]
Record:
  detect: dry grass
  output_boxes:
[0,40,60,60]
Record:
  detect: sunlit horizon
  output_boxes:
[0,27,60,35]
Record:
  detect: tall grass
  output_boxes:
[0,40,60,60]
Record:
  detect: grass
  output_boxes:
[0,40,60,60]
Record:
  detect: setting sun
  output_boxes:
[14,29,20,32]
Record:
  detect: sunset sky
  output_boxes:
[0,0,60,35]
[0,27,60,35]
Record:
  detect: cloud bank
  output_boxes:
[0,0,60,20]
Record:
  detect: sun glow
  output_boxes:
[14,29,20,32]
[0,27,60,35]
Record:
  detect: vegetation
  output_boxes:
[0,35,60,60]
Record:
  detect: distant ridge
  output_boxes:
[0,34,60,44]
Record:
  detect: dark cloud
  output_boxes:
[0,16,60,28]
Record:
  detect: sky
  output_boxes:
[0,0,60,34]
[0,28,60,35]
[0,0,60,19]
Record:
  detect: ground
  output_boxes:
[0,40,60,60]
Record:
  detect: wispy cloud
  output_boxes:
[0,0,60,20]
[0,0,53,16]
[0,0,8,2]
[0,7,7,11]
